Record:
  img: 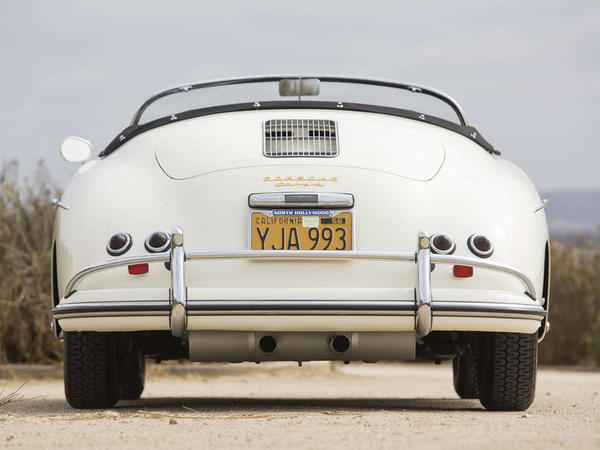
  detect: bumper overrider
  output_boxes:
[53,228,548,340]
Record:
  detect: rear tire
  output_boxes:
[478,332,537,411]
[118,350,146,400]
[452,353,479,399]
[64,332,119,409]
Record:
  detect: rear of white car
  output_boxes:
[52,77,549,411]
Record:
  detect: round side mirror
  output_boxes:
[60,136,93,163]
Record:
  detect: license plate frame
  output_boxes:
[249,209,354,251]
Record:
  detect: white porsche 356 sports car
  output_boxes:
[52,76,549,410]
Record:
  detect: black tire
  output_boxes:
[118,351,146,400]
[64,332,119,409]
[478,332,537,411]
[452,353,479,399]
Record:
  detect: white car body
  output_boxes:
[52,76,549,409]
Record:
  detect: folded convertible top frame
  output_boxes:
[99,76,501,158]
[61,228,539,340]
[130,75,469,127]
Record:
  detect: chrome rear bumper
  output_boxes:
[54,228,546,339]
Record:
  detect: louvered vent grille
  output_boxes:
[263,120,339,157]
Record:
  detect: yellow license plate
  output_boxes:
[250,210,353,250]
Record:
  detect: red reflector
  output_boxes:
[128,263,149,275]
[453,265,473,277]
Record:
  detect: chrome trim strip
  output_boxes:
[52,300,544,321]
[56,312,169,319]
[185,250,416,262]
[186,300,416,312]
[416,232,433,338]
[434,313,545,320]
[169,227,187,338]
[429,254,536,300]
[187,311,412,317]
[53,301,170,315]
[248,192,354,209]
[432,301,547,318]
[64,253,170,298]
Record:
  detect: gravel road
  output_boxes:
[1,362,598,449]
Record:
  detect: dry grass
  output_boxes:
[539,234,600,365]
[0,161,61,363]
[0,161,598,365]
[0,382,25,407]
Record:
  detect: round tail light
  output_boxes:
[430,233,455,255]
[468,234,493,258]
[144,231,171,253]
[106,233,132,256]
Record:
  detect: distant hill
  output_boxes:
[541,190,600,234]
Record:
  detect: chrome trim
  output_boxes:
[144,231,171,253]
[186,250,414,262]
[170,227,187,338]
[534,199,549,213]
[187,311,412,317]
[53,300,545,317]
[106,232,132,257]
[186,300,416,312]
[538,314,550,343]
[248,192,354,209]
[430,253,536,300]
[432,301,547,319]
[416,232,433,338]
[430,233,456,255]
[55,312,167,319]
[59,232,543,339]
[53,301,170,315]
[64,252,170,298]
[467,234,494,258]
[51,198,70,211]
[52,300,545,322]
[131,75,468,126]
[62,250,537,301]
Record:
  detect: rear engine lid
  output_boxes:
[153,111,446,181]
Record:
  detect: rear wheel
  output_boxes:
[478,332,537,411]
[452,352,479,399]
[118,349,146,400]
[64,332,119,409]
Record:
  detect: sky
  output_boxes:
[1,0,599,191]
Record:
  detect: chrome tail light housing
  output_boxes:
[106,233,132,256]
[430,233,455,255]
[144,231,171,253]
[468,234,494,258]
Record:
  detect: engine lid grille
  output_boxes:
[263,119,338,157]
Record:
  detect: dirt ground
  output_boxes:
[0,362,599,449]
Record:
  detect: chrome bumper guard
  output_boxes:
[58,227,544,339]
